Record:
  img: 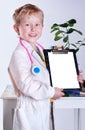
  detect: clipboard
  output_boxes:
[44,47,81,91]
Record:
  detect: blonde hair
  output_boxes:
[13,4,44,26]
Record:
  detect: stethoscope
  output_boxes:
[20,38,44,75]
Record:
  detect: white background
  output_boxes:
[0,1,85,130]
[0,0,85,96]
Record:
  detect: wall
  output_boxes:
[0,0,85,130]
[0,0,85,95]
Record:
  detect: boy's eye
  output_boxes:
[25,24,30,26]
[35,24,40,26]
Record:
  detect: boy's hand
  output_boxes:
[52,87,65,100]
[77,70,84,83]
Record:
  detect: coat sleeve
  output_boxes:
[9,49,55,100]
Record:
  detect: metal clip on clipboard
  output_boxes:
[52,45,68,54]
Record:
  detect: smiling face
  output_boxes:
[14,13,43,45]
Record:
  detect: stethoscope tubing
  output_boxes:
[19,38,44,64]
[20,38,34,64]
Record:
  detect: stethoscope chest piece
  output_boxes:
[32,65,40,75]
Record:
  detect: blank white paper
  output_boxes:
[48,52,80,89]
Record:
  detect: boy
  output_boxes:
[8,4,64,130]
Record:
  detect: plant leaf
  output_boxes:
[71,43,78,48]
[68,19,76,27]
[80,43,85,46]
[67,28,74,34]
[51,23,58,29]
[51,27,59,33]
[54,35,62,41]
[75,48,79,52]
[63,35,68,43]
[67,28,83,35]
[76,41,82,44]
[64,43,70,49]
[68,19,76,23]
[59,23,68,27]
[73,29,83,35]
[55,30,62,36]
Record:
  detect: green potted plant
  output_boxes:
[51,19,85,52]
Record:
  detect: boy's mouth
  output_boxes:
[29,33,37,37]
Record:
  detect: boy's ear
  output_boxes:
[13,25,20,35]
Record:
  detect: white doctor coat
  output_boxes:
[9,40,55,130]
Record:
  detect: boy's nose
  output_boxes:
[31,25,36,31]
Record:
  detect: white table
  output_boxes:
[1,96,85,130]
[53,96,85,130]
